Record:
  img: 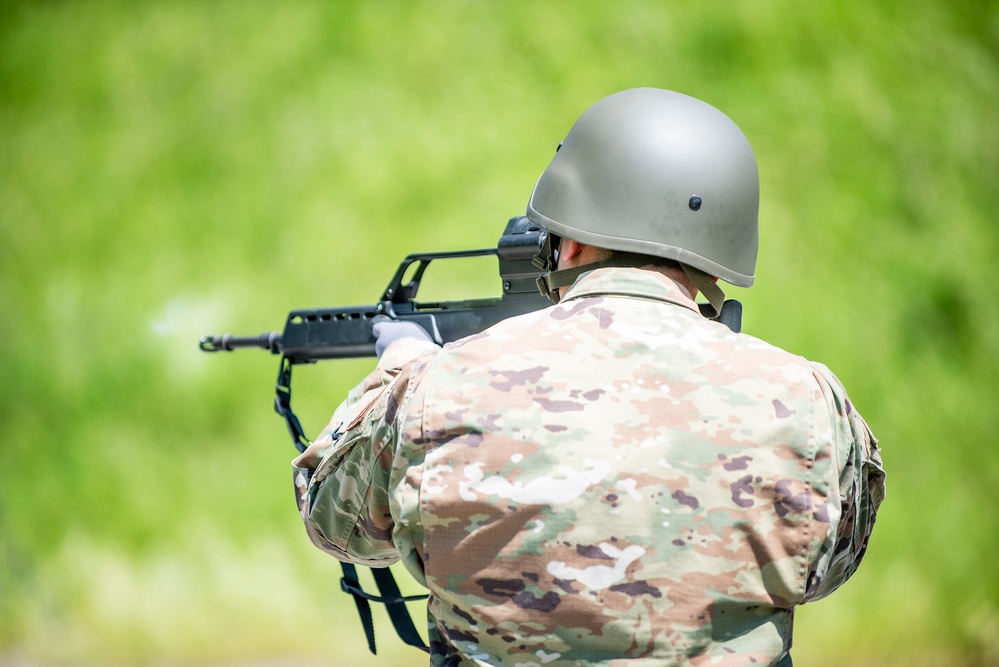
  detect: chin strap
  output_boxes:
[535,251,661,303]
[680,262,725,319]
[531,232,735,327]
[531,231,560,300]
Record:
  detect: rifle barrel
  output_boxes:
[199,331,282,353]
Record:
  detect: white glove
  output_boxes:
[371,316,436,358]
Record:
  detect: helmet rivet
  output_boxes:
[689,195,702,211]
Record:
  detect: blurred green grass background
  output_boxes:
[2,1,998,665]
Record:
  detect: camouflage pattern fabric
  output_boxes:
[293,266,886,666]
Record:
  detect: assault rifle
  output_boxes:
[200,215,551,453]
[199,214,743,656]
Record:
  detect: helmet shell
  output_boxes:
[526,88,759,287]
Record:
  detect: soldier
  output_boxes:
[292,88,886,666]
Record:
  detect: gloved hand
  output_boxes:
[371,315,436,358]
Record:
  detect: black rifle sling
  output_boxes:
[371,567,429,652]
[274,355,310,454]
[339,566,430,654]
[275,355,430,654]
[340,563,379,654]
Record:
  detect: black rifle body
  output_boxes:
[200,216,550,363]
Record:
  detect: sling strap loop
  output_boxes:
[338,564,430,655]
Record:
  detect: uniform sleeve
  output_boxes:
[290,337,437,566]
[804,362,887,601]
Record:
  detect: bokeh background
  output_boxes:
[2,1,998,665]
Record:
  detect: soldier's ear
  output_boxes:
[558,239,584,264]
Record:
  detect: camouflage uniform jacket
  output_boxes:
[293,266,886,666]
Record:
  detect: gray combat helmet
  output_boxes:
[527,88,760,292]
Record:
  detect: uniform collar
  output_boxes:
[560,266,702,316]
